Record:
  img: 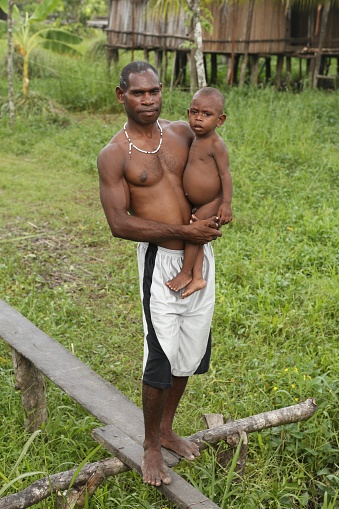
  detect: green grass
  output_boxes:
[0,39,339,508]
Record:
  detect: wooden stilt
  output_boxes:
[250,55,259,85]
[275,54,284,88]
[190,49,198,92]
[210,53,217,85]
[313,0,331,88]
[286,56,291,87]
[265,57,271,83]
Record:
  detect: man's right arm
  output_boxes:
[97,144,221,245]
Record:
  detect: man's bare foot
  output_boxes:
[160,430,200,460]
[182,278,206,299]
[166,271,192,292]
[141,447,172,486]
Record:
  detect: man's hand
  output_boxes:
[185,215,222,244]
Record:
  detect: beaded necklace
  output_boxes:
[123,120,162,159]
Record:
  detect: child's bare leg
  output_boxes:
[166,242,198,292]
[182,245,206,298]
[181,198,222,298]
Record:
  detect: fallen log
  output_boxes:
[188,398,317,449]
[0,458,129,509]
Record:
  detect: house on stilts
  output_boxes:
[101,0,339,88]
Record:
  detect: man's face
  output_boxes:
[116,69,162,125]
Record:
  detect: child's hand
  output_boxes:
[218,203,232,225]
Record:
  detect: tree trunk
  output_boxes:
[187,0,206,87]
[7,0,15,125]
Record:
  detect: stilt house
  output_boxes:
[105,0,339,87]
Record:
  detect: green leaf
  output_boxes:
[0,0,8,14]
[42,29,82,45]
[0,472,45,497]
[8,430,41,479]
[40,39,82,56]
[30,0,62,22]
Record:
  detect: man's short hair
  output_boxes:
[120,61,159,90]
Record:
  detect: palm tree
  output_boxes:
[0,0,82,95]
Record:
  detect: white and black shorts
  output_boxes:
[137,242,215,389]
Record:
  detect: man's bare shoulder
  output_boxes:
[97,129,126,175]
[160,119,194,140]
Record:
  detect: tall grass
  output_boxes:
[0,37,338,508]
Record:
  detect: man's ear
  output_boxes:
[116,86,124,104]
[217,114,226,127]
[187,108,190,118]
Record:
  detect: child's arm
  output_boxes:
[213,137,232,225]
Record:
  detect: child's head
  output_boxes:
[188,87,226,136]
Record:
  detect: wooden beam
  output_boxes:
[0,299,179,468]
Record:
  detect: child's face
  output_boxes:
[187,95,226,136]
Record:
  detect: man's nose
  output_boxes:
[142,93,154,104]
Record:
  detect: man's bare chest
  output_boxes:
[124,151,182,187]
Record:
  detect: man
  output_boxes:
[97,61,221,487]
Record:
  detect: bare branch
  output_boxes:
[188,398,317,449]
[0,458,129,509]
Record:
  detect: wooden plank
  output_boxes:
[93,425,221,509]
[0,299,179,467]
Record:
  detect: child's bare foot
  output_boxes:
[141,447,172,486]
[182,278,206,299]
[160,430,200,460]
[166,271,192,292]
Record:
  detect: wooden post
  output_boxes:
[233,54,240,85]
[170,50,177,90]
[239,0,255,86]
[154,50,163,75]
[225,55,232,85]
[275,55,284,89]
[12,349,48,432]
[106,48,118,75]
[313,0,331,88]
[190,48,198,92]
[286,56,291,87]
[210,53,217,85]
[162,50,168,85]
[265,57,271,83]
[250,55,259,85]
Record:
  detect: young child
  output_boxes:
[166,87,232,299]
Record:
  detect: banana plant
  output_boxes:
[0,0,82,95]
